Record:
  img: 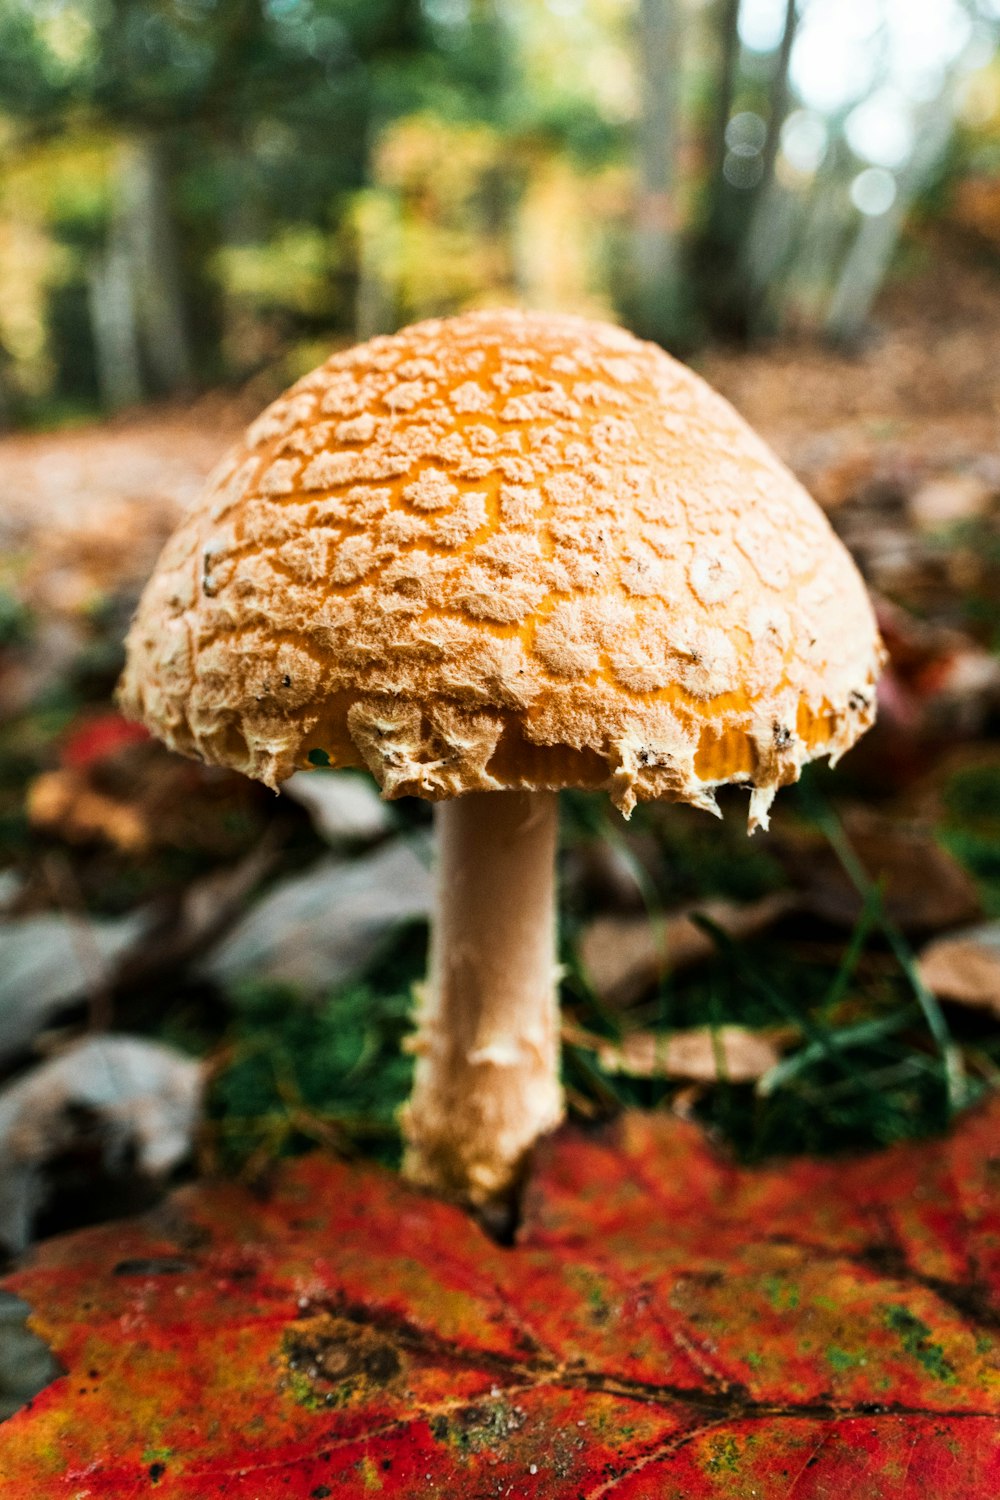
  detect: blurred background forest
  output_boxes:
[1,0,1000,423]
[3,0,1000,1304]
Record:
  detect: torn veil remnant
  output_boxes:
[119,309,882,1210]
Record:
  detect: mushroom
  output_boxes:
[119,310,883,1211]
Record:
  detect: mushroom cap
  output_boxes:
[119,309,882,826]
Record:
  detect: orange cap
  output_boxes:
[120,310,882,828]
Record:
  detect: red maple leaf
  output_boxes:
[3,1101,1000,1496]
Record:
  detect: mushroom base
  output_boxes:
[401,789,564,1209]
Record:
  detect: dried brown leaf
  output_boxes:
[779,811,982,933]
[919,923,1000,1017]
[593,1024,787,1082]
[908,473,995,530]
[27,769,151,854]
[579,893,797,1006]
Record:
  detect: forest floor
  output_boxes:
[1,245,1000,1264]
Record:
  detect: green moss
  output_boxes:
[207,981,414,1169]
[763,1276,799,1313]
[939,763,1000,914]
[141,1448,175,1466]
[357,1455,383,1490]
[281,1365,332,1413]
[704,1434,742,1475]
[0,591,33,648]
[883,1305,956,1383]
[825,1346,866,1371]
[429,1398,526,1456]
[943,765,1000,826]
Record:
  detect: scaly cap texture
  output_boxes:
[119,309,882,826]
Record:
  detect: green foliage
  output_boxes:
[559,789,994,1165]
[0,591,32,649]
[695,1028,966,1164]
[207,980,415,1170]
[0,0,997,418]
[943,763,1000,824]
[560,790,787,907]
[939,762,1000,916]
[201,777,1000,1178]
[937,521,1000,648]
[563,915,966,1164]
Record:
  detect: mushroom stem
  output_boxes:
[402,789,564,1209]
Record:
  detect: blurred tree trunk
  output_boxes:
[214,128,269,378]
[826,94,959,344]
[756,0,797,209]
[689,0,742,339]
[87,241,144,412]
[700,0,741,247]
[88,134,194,410]
[775,134,853,333]
[696,0,799,341]
[633,0,684,346]
[119,134,194,394]
[741,0,799,337]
